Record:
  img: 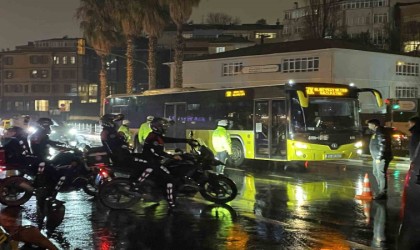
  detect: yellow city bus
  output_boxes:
[105,82,382,168]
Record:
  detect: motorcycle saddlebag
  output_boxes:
[86,147,110,166]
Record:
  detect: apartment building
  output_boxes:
[0,38,99,119]
[282,0,419,49]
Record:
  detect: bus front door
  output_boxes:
[164,103,187,150]
[254,100,286,159]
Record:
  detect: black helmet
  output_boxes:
[37,118,54,128]
[100,113,124,128]
[150,117,170,134]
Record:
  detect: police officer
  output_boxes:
[137,116,154,153]
[367,119,393,200]
[29,118,66,162]
[118,119,132,146]
[212,119,232,175]
[140,117,198,208]
[100,114,130,163]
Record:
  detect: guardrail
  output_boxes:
[68,123,102,135]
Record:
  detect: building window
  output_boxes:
[3,57,13,65]
[283,57,319,73]
[70,56,76,64]
[373,14,387,24]
[182,33,193,39]
[35,100,49,111]
[396,61,419,76]
[29,55,48,64]
[5,71,14,79]
[62,56,68,64]
[53,56,60,64]
[403,41,420,53]
[283,26,289,35]
[30,69,49,78]
[222,62,243,76]
[255,32,277,39]
[372,29,385,46]
[396,86,418,98]
[89,99,98,103]
[64,85,72,93]
[15,101,25,111]
[4,85,23,93]
[88,84,98,96]
[31,84,50,93]
[58,100,72,111]
[62,70,76,79]
[216,47,226,53]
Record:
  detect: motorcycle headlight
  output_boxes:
[69,141,77,147]
[27,126,37,134]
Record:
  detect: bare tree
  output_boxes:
[206,12,241,25]
[256,18,267,25]
[303,0,342,39]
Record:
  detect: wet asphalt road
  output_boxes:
[3,158,416,250]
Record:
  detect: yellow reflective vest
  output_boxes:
[212,126,232,154]
[118,125,132,143]
[138,122,152,144]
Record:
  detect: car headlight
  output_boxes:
[354,141,363,148]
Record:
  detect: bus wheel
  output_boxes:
[229,140,245,168]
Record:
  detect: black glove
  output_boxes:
[187,139,199,147]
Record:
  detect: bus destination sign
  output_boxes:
[225,90,246,97]
[306,87,349,96]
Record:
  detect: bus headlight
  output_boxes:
[354,141,363,148]
[357,149,363,155]
[69,128,77,135]
[294,142,308,149]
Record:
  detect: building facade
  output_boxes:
[174,39,420,114]
[282,0,420,49]
[0,38,99,120]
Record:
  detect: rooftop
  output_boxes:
[185,39,416,61]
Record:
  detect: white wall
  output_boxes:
[181,49,335,89]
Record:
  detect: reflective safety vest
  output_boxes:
[212,126,232,154]
[118,125,132,144]
[138,122,152,144]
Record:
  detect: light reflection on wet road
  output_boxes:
[4,160,414,250]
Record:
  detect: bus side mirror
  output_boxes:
[296,90,309,108]
[373,90,383,107]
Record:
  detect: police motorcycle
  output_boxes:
[99,132,238,210]
[0,142,112,206]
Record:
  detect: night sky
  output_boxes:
[0,0,300,50]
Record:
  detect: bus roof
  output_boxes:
[106,82,354,99]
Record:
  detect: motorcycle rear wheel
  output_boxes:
[0,176,33,206]
[99,178,140,209]
[199,175,237,204]
[82,174,100,196]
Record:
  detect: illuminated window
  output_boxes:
[5,71,14,79]
[182,33,193,39]
[216,47,225,53]
[89,99,98,103]
[403,41,420,53]
[396,86,418,98]
[58,100,72,111]
[222,62,243,76]
[255,32,277,39]
[396,61,419,76]
[62,56,68,64]
[88,84,98,96]
[70,56,76,64]
[53,56,60,64]
[30,69,49,78]
[35,100,49,111]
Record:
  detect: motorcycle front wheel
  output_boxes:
[82,174,99,197]
[99,178,140,209]
[199,174,237,204]
[0,176,33,206]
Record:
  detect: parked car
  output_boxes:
[361,126,409,155]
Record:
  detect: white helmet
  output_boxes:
[217,119,228,127]
[122,120,130,125]
[147,116,154,122]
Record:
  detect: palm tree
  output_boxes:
[110,0,143,94]
[76,0,120,115]
[160,0,201,88]
[140,0,168,90]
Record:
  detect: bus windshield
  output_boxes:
[291,97,360,132]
